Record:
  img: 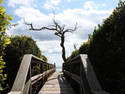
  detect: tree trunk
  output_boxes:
[60,34,66,63]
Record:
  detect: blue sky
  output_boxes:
[3,0,119,68]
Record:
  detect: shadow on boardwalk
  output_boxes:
[58,72,75,94]
[38,72,75,94]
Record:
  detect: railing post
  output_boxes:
[8,54,55,94]
[54,63,56,72]
[29,63,32,94]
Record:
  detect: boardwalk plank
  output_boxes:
[38,72,75,94]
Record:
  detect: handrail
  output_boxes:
[31,68,55,85]
[63,54,109,94]
[64,70,81,84]
[8,54,55,94]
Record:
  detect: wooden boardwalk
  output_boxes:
[38,72,75,94]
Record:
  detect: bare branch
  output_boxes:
[54,32,61,37]
[24,21,58,31]
[64,22,77,33]
[62,24,65,31]
[24,16,78,63]
[53,19,62,33]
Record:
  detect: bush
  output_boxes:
[0,0,12,91]
[67,40,90,61]
[67,1,125,94]
[88,1,125,94]
[3,35,47,92]
[79,41,90,54]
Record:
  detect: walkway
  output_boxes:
[38,72,75,94]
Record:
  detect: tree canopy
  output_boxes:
[3,35,47,92]
[68,1,125,94]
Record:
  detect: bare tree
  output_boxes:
[25,19,77,63]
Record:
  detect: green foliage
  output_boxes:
[67,40,90,61]
[40,55,48,62]
[79,41,90,54]
[67,1,125,94]
[88,1,125,94]
[0,0,12,91]
[3,35,47,92]
[0,56,6,91]
[71,49,79,58]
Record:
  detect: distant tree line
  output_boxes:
[68,1,125,94]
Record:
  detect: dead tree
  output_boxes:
[25,19,77,63]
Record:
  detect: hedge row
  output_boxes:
[3,35,47,93]
[67,1,125,94]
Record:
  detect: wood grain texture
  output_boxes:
[38,72,75,94]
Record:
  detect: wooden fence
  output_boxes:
[63,54,109,94]
[8,54,55,94]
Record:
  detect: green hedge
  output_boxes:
[0,0,12,92]
[3,35,47,93]
[68,1,125,94]
[88,1,125,94]
[67,41,89,61]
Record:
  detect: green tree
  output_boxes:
[67,34,92,61]
[3,35,47,92]
[0,0,12,91]
[88,1,125,94]
[40,55,48,62]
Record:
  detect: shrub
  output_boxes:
[67,40,90,61]
[3,35,47,92]
[0,0,12,91]
[88,1,125,94]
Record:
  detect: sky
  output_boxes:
[2,0,119,68]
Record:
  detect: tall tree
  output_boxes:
[88,1,125,94]
[25,19,77,63]
[4,35,47,92]
[0,0,12,91]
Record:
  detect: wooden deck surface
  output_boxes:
[38,72,75,94]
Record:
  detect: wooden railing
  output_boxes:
[63,54,109,94]
[8,54,55,94]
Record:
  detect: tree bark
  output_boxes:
[60,34,66,63]
[25,19,77,63]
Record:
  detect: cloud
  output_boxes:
[37,41,61,54]
[7,1,113,65]
[102,3,107,7]
[44,0,61,10]
[67,0,71,2]
[15,6,50,22]
[13,2,112,42]
[8,0,35,7]
[7,23,59,41]
[84,1,98,10]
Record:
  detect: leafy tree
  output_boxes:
[0,0,12,91]
[3,35,47,92]
[40,55,48,62]
[67,1,125,94]
[88,1,125,94]
[25,19,77,63]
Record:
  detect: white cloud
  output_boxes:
[84,1,98,10]
[8,0,35,7]
[102,3,107,7]
[8,3,113,66]
[67,0,71,2]
[37,41,61,54]
[15,6,50,22]
[44,0,61,10]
